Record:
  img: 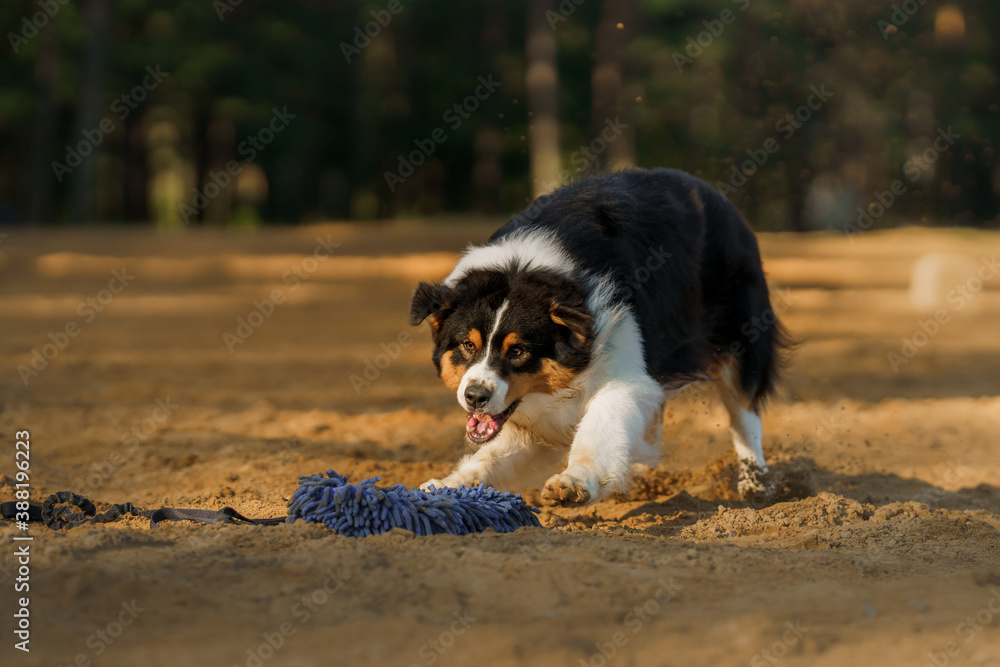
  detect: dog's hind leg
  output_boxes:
[717,361,771,498]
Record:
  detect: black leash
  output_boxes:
[2,491,286,530]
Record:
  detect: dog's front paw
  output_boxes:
[420,473,482,491]
[541,473,592,506]
[420,478,447,492]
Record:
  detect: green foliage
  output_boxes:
[0,0,997,228]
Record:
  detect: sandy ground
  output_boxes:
[1,222,1000,667]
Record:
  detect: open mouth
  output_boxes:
[465,400,519,444]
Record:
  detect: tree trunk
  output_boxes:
[28,24,60,224]
[69,0,111,223]
[526,0,561,198]
[590,0,637,171]
[203,117,237,225]
[122,112,149,222]
[350,27,385,218]
[472,3,508,213]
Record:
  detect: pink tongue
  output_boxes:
[467,414,497,436]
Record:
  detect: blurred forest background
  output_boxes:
[1,0,998,231]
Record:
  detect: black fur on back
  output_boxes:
[489,168,789,408]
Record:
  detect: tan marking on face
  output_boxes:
[439,352,465,390]
[689,186,705,217]
[501,332,521,356]
[505,358,579,400]
[467,328,483,349]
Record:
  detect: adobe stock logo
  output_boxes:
[214,0,243,21]
[579,578,683,667]
[844,126,960,240]
[888,254,999,372]
[544,0,588,29]
[750,620,810,666]
[350,332,413,394]
[407,610,476,667]
[180,107,297,224]
[528,117,629,199]
[7,0,69,54]
[339,0,414,63]
[715,85,833,197]
[877,0,932,40]
[18,268,135,385]
[222,236,339,353]
[672,0,751,72]
[384,75,502,192]
[51,66,170,183]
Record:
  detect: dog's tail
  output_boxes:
[698,186,794,410]
[736,270,793,410]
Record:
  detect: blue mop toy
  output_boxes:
[7,470,543,537]
[287,470,542,537]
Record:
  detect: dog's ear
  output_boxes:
[410,282,455,331]
[549,300,594,345]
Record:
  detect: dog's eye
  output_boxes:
[461,340,476,352]
[508,345,525,358]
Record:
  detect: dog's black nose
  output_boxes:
[464,385,492,411]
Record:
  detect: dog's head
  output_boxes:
[410,269,594,444]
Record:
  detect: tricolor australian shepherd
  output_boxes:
[410,168,788,506]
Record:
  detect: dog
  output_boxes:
[410,168,788,506]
